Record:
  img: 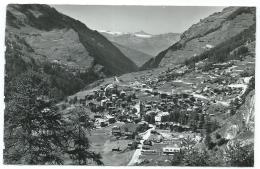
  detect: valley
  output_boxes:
[4,4,255,166]
[65,47,254,165]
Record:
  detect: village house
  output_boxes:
[162,145,181,155]
[149,134,163,143]
[112,126,121,136]
[155,111,170,124]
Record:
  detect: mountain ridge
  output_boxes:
[141,7,256,70]
[112,42,153,67]
[6,4,138,76]
[5,4,138,99]
[100,31,180,56]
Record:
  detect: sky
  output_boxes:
[52,5,226,34]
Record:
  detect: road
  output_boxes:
[127,124,155,166]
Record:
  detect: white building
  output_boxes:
[162,145,181,155]
[155,112,169,123]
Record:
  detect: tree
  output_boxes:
[183,148,210,166]
[225,142,254,167]
[4,71,103,165]
[181,136,196,152]
[205,133,212,149]
[144,113,155,124]
[136,123,149,133]
[172,146,222,166]
[65,106,103,165]
[4,71,65,164]
[171,151,184,166]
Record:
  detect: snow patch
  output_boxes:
[134,34,152,38]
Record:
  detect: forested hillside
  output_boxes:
[4,4,138,164]
[142,7,255,69]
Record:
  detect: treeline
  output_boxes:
[226,7,255,21]
[5,34,104,164]
[5,61,98,102]
[5,33,102,102]
[42,63,102,100]
[4,70,103,165]
[184,23,255,67]
[171,140,254,167]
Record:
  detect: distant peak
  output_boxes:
[134,30,151,35]
[98,30,125,35]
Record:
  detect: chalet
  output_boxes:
[129,114,139,121]
[141,150,157,155]
[136,135,142,141]
[106,101,113,108]
[94,114,102,119]
[153,91,159,96]
[85,95,94,100]
[128,141,139,149]
[106,115,116,124]
[144,89,152,94]
[162,98,168,103]
[149,134,163,143]
[205,44,214,49]
[100,99,108,107]
[118,115,127,122]
[88,102,96,109]
[160,93,168,99]
[93,90,99,97]
[171,124,190,132]
[120,90,126,97]
[124,131,135,139]
[145,104,152,111]
[111,94,117,100]
[142,145,151,150]
[143,140,153,146]
[100,121,108,127]
[111,109,119,116]
[155,112,169,123]
[79,98,86,105]
[162,146,180,155]
[108,107,116,114]
[112,126,121,136]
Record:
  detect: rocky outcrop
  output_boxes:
[217,89,255,144]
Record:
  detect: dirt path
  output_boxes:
[128,124,155,166]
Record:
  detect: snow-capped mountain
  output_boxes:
[98,30,126,36]
[98,30,153,38]
[99,30,180,56]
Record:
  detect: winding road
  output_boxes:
[127,124,155,166]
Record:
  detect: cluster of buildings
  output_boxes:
[62,57,253,164]
[140,130,201,157]
[66,82,144,129]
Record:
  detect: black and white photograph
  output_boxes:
[1,0,258,167]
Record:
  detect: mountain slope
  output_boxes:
[5,4,139,100]
[142,7,256,69]
[113,42,153,67]
[6,4,138,77]
[100,31,180,56]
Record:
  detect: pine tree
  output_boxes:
[4,71,65,164]
[65,106,103,165]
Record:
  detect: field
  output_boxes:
[87,122,135,166]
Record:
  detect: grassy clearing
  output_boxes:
[87,122,135,166]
